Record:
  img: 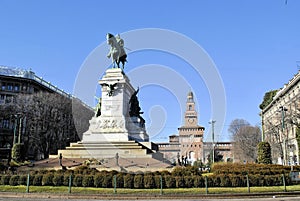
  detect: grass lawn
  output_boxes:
[1,185,300,195]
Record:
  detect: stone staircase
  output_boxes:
[49,140,164,161]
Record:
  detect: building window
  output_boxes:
[0,119,10,129]
[7,84,13,91]
[14,84,20,91]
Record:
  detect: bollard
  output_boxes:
[282,174,287,192]
[26,174,30,193]
[113,175,117,194]
[246,175,250,193]
[160,175,163,195]
[205,176,208,194]
[68,175,72,194]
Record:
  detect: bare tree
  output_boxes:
[13,92,93,160]
[228,119,250,138]
[228,119,261,162]
[264,119,283,164]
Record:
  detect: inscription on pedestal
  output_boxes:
[89,117,125,133]
[104,104,120,111]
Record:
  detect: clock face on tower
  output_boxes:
[188,118,195,124]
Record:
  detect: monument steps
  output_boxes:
[66,141,151,151]
[53,140,160,160]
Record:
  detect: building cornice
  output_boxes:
[262,70,300,113]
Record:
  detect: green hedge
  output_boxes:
[0,163,297,188]
[0,172,291,188]
[211,163,295,175]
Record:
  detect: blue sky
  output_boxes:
[0,0,299,142]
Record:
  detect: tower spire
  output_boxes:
[184,91,198,126]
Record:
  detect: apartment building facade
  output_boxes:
[261,71,300,165]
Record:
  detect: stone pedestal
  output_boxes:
[49,68,171,171]
[82,68,149,142]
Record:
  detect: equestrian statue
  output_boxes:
[106,33,127,69]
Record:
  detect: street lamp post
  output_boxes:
[209,120,216,163]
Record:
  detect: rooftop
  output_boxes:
[0,65,93,110]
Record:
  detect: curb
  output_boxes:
[1,191,300,200]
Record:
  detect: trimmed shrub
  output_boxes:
[184,176,194,188]
[73,166,89,175]
[29,175,35,185]
[32,174,42,186]
[185,166,202,176]
[211,175,221,187]
[82,175,94,187]
[0,175,11,185]
[133,174,144,189]
[175,176,185,188]
[102,173,112,188]
[63,174,72,186]
[42,173,54,186]
[193,176,204,188]
[94,174,104,188]
[123,174,134,188]
[164,175,175,188]
[19,175,28,185]
[249,174,261,186]
[231,175,244,187]
[265,175,274,186]
[144,175,155,189]
[154,175,164,189]
[53,174,64,186]
[171,167,185,176]
[257,142,272,164]
[211,163,293,176]
[11,143,25,162]
[73,175,83,187]
[171,166,201,177]
[9,175,19,186]
[115,173,124,188]
[220,174,231,187]
[206,176,214,187]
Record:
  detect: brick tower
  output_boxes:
[178,91,205,164]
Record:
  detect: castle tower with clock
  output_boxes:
[178,91,205,163]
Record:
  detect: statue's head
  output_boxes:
[106,33,116,45]
[107,33,114,38]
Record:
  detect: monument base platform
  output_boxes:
[50,140,163,161]
[48,140,172,172]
